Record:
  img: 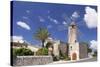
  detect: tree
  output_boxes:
[88,48,92,53]
[34,27,50,47]
[36,48,48,55]
[93,51,97,57]
[46,42,52,48]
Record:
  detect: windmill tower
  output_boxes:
[68,22,77,44]
[68,22,80,60]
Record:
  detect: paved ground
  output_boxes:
[48,57,97,64]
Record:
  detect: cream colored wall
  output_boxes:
[53,40,60,56]
[68,24,77,44]
[69,42,80,60]
[27,45,39,52]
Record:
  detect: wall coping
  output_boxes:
[17,56,52,58]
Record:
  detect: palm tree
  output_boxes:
[34,27,50,47]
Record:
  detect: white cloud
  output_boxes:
[48,16,52,20]
[53,19,58,24]
[72,11,80,18]
[17,21,31,30]
[47,25,52,29]
[26,10,30,13]
[90,40,97,51]
[22,16,28,19]
[38,16,45,22]
[12,36,24,43]
[84,7,97,28]
[48,16,58,24]
[62,21,67,25]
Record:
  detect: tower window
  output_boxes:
[75,40,77,43]
[70,46,72,50]
[72,25,75,28]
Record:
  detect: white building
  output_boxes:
[44,37,60,57]
[11,40,40,55]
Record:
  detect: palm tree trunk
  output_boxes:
[42,40,45,47]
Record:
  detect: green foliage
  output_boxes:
[93,51,97,57]
[59,50,70,60]
[59,50,67,60]
[52,56,59,61]
[36,48,48,55]
[88,48,92,53]
[13,48,34,56]
[65,57,71,60]
[12,48,17,58]
[46,42,52,48]
[34,28,50,47]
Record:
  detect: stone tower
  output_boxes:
[68,22,79,60]
[68,22,77,44]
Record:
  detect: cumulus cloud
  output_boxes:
[48,16,59,24]
[53,19,58,24]
[90,40,97,51]
[71,11,80,21]
[26,10,30,13]
[62,21,67,25]
[84,7,97,28]
[12,36,24,43]
[72,11,80,18]
[38,16,45,22]
[22,16,28,19]
[17,21,31,30]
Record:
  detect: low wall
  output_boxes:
[13,56,53,66]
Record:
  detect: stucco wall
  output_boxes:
[69,42,80,60]
[13,56,53,66]
[53,41,60,56]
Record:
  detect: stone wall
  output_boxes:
[79,43,88,59]
[13,56,53,66]
[59,42,68,56]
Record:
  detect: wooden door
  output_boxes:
[72,53,77,60]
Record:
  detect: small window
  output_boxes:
[75,40,77,43]
[72,25,75,28]
[70,46,72,50]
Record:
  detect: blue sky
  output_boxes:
[11,1,97,46]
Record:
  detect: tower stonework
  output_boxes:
[68,22,88,60]
[68,22,80,60]
[68,22,77,44]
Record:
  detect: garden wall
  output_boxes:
[13,56,53,66]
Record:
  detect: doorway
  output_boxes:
[72,52,77,60]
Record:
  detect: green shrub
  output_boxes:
[12,48,34,56]
[93,51,97,57]
[52,55,59,61]
[36,48,48,55]
[65,57,71,60]
[59,50,70,60]
[59,50,66,60]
